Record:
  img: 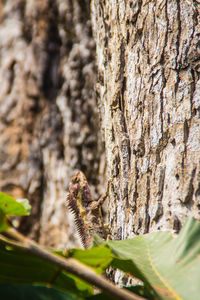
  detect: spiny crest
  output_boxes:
[66,171,93,248]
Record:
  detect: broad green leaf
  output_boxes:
[67,245,113,274]
[0,192,31,216]
[0,243,93,298]
[0,283,76,300]
[0,192,31,231]
[0,210,9,232]
[94,218,200,300]
[15,198,31,214]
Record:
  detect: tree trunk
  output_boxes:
[91,0,200,240]
[0,0,105,248]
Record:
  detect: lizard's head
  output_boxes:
[69,171,92,206]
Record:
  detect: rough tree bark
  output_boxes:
[0,0,199,273]
[0,0,105,248]
[91,0,200,246]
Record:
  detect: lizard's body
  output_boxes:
[67,171,109,248]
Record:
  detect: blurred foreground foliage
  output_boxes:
[0,192,199,300]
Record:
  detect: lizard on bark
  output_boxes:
[66,171,109,248]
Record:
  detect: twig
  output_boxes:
[2,228,145,300]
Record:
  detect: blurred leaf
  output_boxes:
[86,285,157,300]
[86,291,112,300]
[0,283,76,300]
[126,285,157,300]
[67,245,113,274]
[0,210,9,232]
[92,235,105,248]
[0,192,31,217]
[16,198,31,214]
[94,218,200,300]
[0,243,93,298]
[0,192,31,232]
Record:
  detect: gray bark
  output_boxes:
[91,0,200,239]
[0,0,105,248]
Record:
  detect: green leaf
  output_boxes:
[15,198,32,214]
[92,234,105,247]
[0,192,31,216]
[67,245,113,274]
[0,210,9,232]
[86,285,157,300]
[0,243,93,298]
[96,217,200,300]
[0,192,31,232]
[127,285,157,300]
[0,283,76,300]
[86,291,112,300]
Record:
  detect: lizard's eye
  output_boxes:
[73,177,79,184]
